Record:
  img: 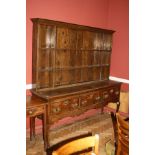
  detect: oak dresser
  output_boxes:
[29,18,121,149]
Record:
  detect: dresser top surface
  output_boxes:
[31,80,121,100]
[26,95,46,108]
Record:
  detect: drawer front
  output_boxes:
[79,91,102,109]
[48,96,80,123]
[49,96,79,114]
[70,97,80,110]
[102,86,120,103]
[50,101,62,115]
[108,87,120,102]
[92,91,103,108]
[80,93,93,108]
[102,90,110,103]
[26,105,45,117]
[93,91,102,104]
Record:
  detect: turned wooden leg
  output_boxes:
[43,107,48,150]
[30,117,33,140]
[32,117,35,137]
[45,125,50,149]
[101,100,106,114]
[30,117,35,140]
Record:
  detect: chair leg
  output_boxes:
[110,112,118,155]
[116,142,121,155]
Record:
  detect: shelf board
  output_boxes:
[38,64,110,72]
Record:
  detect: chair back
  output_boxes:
[116,113,129,155]
[47,134,99,155]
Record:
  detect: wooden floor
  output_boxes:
[26,113,115,155]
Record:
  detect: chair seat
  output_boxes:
[46,133,99,155]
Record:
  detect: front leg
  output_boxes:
[116,101,120,113]
[30,116,36,140]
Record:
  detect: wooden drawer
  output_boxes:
[50,101,62,115]
[26,105,45,117]
[101,86,120,103]
[102,89,110,103]
[70,97,80,110]
[91,91,103,109]
[79,93,93,107]
[48,96,80,123]
[108,87,120,102]
[93,91,102,104]
[49,95,80,114]
[79,91,102,109]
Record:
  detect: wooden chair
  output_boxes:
[46,133,99,155]
[116,113,129,155]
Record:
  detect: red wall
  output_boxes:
[26,0,129,129]
[108,0,129,91]
[108,0,129,80]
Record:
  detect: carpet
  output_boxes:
[26,113,115,155]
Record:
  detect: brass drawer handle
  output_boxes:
[63,100,69,105]
[72,103,78,108]
[115,91,119,95]
[28,110,33,114]
[110,89,114,93]
[53,107,61,113]
[95,96,100,100]
[81,100,87,105]
[104,94,109,99]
